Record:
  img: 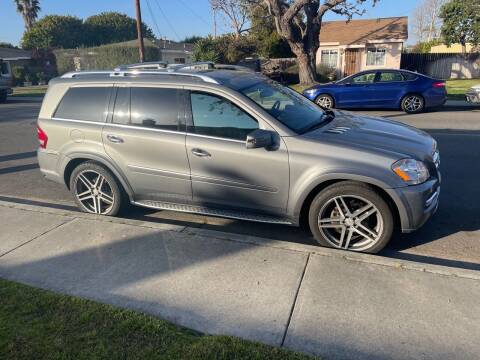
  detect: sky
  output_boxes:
[0,0,420,46]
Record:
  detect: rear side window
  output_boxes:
[378,72,403,82]
[130,87,182,131]
[112,87,130,125]
[402,72,418,81]
[54,87,110,122]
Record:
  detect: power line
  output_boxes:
[144,0,162,38]
[152,0,181,41]
[177,0,210,26]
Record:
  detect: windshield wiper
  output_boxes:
[300,111,335,134]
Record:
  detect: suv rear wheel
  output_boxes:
[70,161,124,216]
[308,182,394,253]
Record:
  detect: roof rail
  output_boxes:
[115,61,168,71]
[60,69,219,84]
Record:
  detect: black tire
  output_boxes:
[314,93,335,109]
[69,161,125,216]
[401,94,425,114]
[308,181,394,254]
[0,92,7,103]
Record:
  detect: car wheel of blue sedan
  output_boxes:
[315,94,334,109]
[401,94,425,114]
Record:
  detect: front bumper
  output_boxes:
[387,178,440,233]
[465,91,480,103]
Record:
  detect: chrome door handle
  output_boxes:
[106,134,124,143]
[191,148,211,157]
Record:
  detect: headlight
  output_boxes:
[303,89,317,95]
[392,158,430,185]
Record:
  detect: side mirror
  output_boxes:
[246,129,274,149]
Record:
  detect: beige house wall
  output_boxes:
[317,42,404,77]
[430,43,475,53]
[159,50,192,64]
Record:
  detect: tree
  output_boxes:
[182,35,204,44]
[0,42,18,49]
[84,12,154,46]
[412,38,443,53]
[440,0,480,54]
[412,0,446,42]
[246,1,293,58]
[264,0,378,84]
[210,0,249,38]
[14,0,40,31]
[192,36,220,62]
[21,15,84,49]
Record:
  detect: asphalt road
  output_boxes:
[1,97,479,270]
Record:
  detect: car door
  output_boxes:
[370,71,406,107]
[185,90,289,216]
[102,85,192,203]
[337,71,377,108]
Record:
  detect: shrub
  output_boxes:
[316,64,337,82]
[54,41,159,74]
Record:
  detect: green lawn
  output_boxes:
[11,85,47,97]
[446,79,479,100]
[0,278,315,359]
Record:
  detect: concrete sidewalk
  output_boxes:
[0,199,479,359]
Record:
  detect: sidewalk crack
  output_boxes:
[281,252,310,347]
[0,218,77,258]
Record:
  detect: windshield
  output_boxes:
[240,80,326,133]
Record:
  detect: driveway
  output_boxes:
[0,97,479,270]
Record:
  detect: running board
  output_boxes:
[133,200,293,224]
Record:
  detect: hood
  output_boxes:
[303,110,435,161]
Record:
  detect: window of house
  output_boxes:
[366,48,386,66]
[54,87,111,122]
[174,58,186,64]
[130,87,182,131]
[320,49,338,68]
[189,92,258,141]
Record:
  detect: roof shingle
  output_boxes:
[319,17,408,45]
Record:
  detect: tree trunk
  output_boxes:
[297,53,317,85]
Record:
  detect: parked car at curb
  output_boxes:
[37,63,441,253]
[0,60,13,103]
[465,84,480,103]
[302,69,447,114]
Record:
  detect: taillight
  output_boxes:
[432,82,446,88]
[37,125,48,149]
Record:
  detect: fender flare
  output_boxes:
[61,152,134,201]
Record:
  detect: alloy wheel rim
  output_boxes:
[317,195,383,251]
[404,96,422,112]
[74,170,115,214]
[316,96,332,108]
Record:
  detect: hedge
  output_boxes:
[54,42,159,75]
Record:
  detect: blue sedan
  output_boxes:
[302,69,447,113]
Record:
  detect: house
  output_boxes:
[153,39,193,64]
[0,47,32,68]
[317,17,408,77]
[430,43,476,53]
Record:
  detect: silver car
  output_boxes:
[37,64,441,253]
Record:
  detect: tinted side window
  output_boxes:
[130,87,182,131]
[54,87,110,122]
[189,92,258,141]
[351,72,376,84]
[378,72,403,82]
[402,72,418,81]
[112,87,130,125]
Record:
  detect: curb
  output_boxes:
[0,198,479,281]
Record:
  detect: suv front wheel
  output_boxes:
[70,161,124,216]
[308,182,394,253]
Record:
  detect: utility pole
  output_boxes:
[135,0,145,63]
[212,6,217,38]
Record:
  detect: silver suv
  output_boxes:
[37,63,441,253]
